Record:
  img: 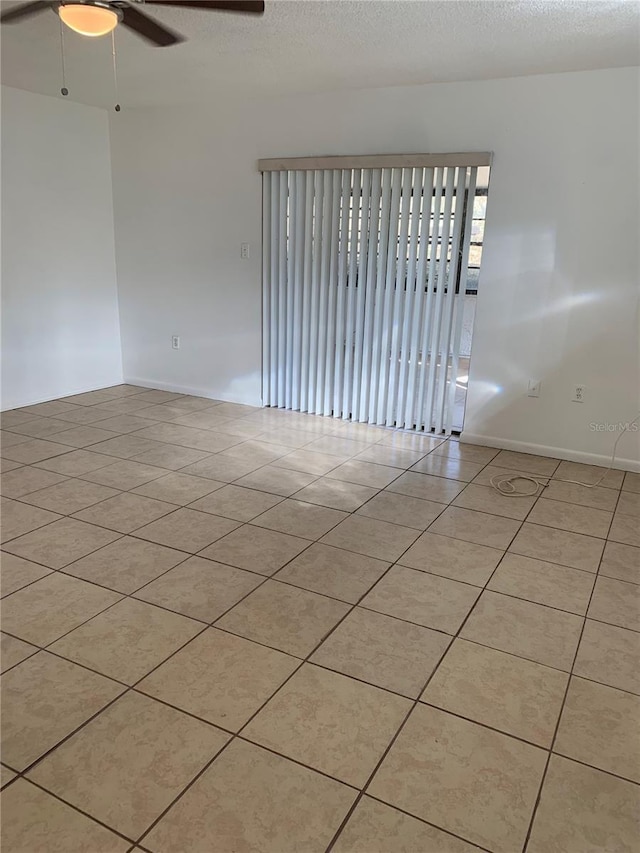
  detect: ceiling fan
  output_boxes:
[0,0,265,46]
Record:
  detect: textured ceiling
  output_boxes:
[1,0,639,108]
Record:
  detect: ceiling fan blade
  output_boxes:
[121,4,184,45]
[144,1,265,14]
[0,1,51,23]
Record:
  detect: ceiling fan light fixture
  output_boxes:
[58,3,120,37]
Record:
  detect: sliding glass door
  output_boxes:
[261,153,490,435]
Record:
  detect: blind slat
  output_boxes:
[423,167,456,430]
[406,166,433,429]
[358,168,383,423]
[342,169,361,420]
[446,166,478,434]
[351,169,372,420]
[397,167,424,428]
[307,170,323,413]
[415,166,444,430]
[323,169,342,416]
[375,167,403,426]
[290,171,305,411]
[299,170,314,413]
[268,171,279,406]
[285,170,295,410]
[434,166,468,433]
[333,169,351,419]
[386,167,414,426]
[276,172,288,406]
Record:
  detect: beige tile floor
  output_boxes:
[1,384,639,853]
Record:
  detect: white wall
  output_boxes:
[110,67,640,467]
[1,86,122,409]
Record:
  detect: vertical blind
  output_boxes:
[260,153,491,434]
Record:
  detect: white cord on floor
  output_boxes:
[490,413,640,497]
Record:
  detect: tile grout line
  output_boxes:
[17,775,143,848]
[519,482,626,853]
[536,748,640,788]
[366,792,497,852]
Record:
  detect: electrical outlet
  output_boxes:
[527,379,541,398]
[240,242,250,260]
[572,384,586,403]
[171,335,180,350]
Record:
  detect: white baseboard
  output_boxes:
[123,376,262,408]
[460,431,640,473]
[1,378,125,412]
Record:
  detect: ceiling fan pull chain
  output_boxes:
[59,17,68,97]
[111,30,121,112]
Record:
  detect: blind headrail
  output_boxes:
[258,152,492,172]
